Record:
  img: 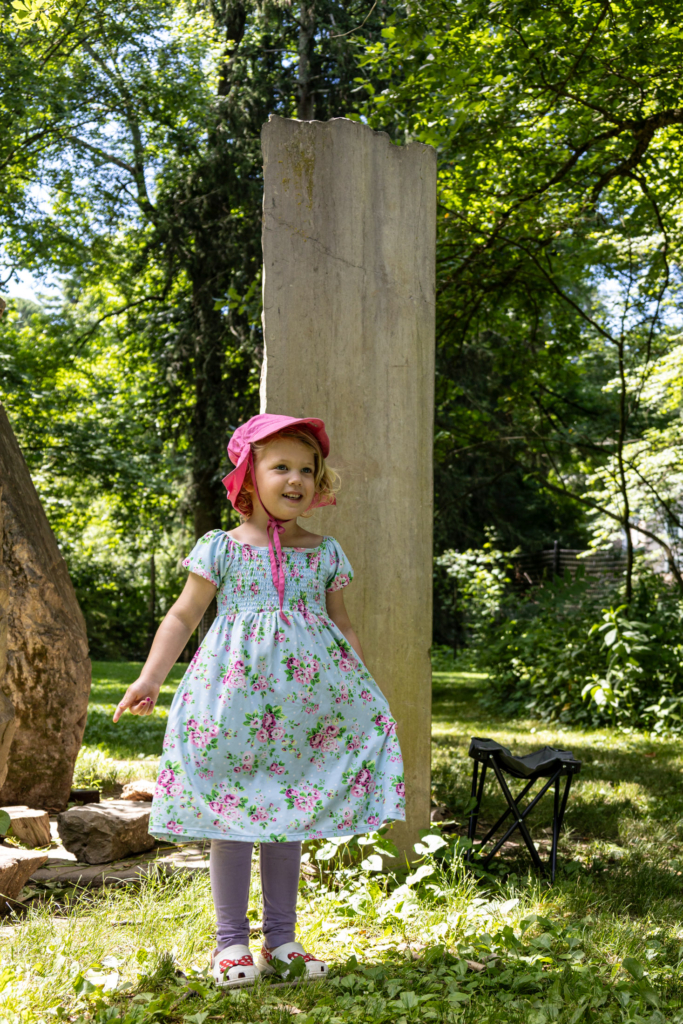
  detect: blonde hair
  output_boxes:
[234,426,339,518]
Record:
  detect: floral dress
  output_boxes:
[149,531,406,843]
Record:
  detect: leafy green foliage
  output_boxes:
[475,565,683,731]
[358,0,683,589]
[436,532,520,646]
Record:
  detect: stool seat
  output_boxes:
[465,736,582,882]
[469,738,582,779]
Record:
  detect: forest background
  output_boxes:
[3,0,683,731]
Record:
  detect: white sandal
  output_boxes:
[211,944,260,988]
[255,941,329,981]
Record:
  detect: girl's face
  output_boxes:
[251,437,316,519]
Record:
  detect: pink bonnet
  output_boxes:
[221,413,334,511]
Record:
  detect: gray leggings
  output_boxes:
[209,839,302,950]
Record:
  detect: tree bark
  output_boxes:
[615,333,633,602]
[297,3,316,120]
[191,290,227,540]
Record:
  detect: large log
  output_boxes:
[0,403,91,810]
[0,845,48,909]
[2,805,52,847]
[0,491,16,790]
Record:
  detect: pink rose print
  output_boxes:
[327,573,350,592]
[167,820,184,835]
[182,692,191,703]
[360,690,373,702]
[250,581,259,594]
[223,660,246,689]
[158,768,174,788]
[350,765,376,798]
[256,728,269,743]
[396,782,406,796]
[270,725,285,740]
[335,685,349,705]
[368,815,380,826]
[374,713,397,736]
[309,733,322,749]
[287,657,300,670]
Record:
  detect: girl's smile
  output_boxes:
[251,438,317,519]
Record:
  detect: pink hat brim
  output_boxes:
[222,414,333,512]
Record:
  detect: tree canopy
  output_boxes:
[3,0,683,651]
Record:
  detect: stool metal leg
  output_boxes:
[483,764,568,874]
[478,777,535,848]
[557,772,574,832]
[550,777,560,883]
[467,760,487,861]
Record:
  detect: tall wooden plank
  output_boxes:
[260,116,436,856]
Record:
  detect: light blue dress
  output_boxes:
[149,531,406,843]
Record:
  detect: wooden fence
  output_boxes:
[511,542,624,592]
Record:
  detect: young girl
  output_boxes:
[113,413,405,987]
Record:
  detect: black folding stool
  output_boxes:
[465,737,582,882]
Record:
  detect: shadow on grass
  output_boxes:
[432,671,683,845]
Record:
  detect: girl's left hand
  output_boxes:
[113,679,160,722]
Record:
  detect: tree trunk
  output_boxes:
[147,553,156,654]
[191,289,227,541]
[616,334,633,601]
[297,3,316,120]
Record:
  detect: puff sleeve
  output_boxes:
[325,538,354,592]
[182,530,233,588]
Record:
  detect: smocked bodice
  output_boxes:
[182,533,353,620]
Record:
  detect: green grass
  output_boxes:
[78,661,185,772]
[4,667,683,1022]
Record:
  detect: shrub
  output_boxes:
[477,568,683,732]
[436,531,519,647]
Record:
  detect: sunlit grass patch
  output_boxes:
[5,666,683,1021]
[82,661,184,760]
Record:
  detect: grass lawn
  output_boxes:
[2,664,683,1022]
